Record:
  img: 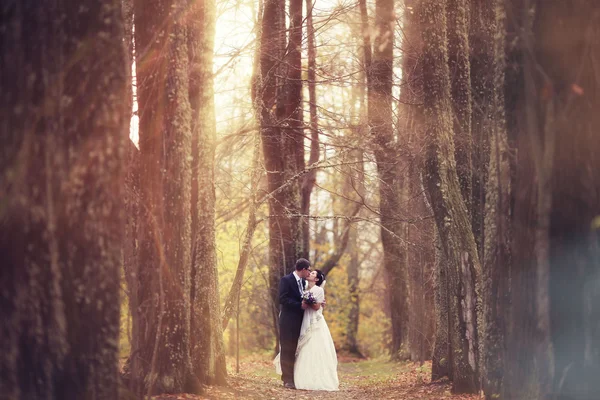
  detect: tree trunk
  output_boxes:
[133,0,195,393]
[399,0,436,365]
[447,0,473,212]
[259,0,304,346]
[366,0,409,361]
[341,142,365,357]
[282,0,304,262]
[189,0,227,386]
[432,230,452,379]
[345,222,364,357]
[505,1,600,398]
[447,0,481,384]
[301,0,320,260]
[261,0,288,344]
[419,0,481,392]
[469,0,493,265]
[0,1,127,398]
[477,1,511,398]
[287,0,306,257]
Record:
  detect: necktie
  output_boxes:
[297,279,303,295]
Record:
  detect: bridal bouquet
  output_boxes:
[302,291,317,305]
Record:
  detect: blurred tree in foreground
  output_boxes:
[0,1,128,398]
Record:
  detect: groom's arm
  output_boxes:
[278,278,302,311]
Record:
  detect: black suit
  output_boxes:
[278,272,305,385]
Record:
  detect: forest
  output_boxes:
[1,0,600,399]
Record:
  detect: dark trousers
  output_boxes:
[280,319,301,384]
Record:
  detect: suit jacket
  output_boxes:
[278,272,306,340]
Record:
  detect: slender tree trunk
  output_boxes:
[189,0,227,386]
[0,1,127,398]
[220,0,265,334]
[345,221,364,357]
[419,0,481,392]
[301,0,320,260]
[133,0,195,393]
[342,136,365,357]
[222,132,262,330]
[341,32,368,356]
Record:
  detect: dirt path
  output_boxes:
[153,355,479,400]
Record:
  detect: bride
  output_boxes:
[293,269,339,391]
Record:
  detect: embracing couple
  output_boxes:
[274,258,339,391]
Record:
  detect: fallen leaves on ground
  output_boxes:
[153,354,480,400]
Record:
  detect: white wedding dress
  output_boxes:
[293,285,339,391]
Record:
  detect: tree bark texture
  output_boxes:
[399,0,436,365]
[301,0,319,260]
[419,0,481,392]
[368,0,409,360]
[259,0,304,344]
[478,1,510,398]
[447,0,481,383]
[287,0,306,259]
[447,0,473,214]
[432,230,451,380]
[133,0,195,393]
[0,1,127,398]
[469,0,493,262]
[189,0,227,386]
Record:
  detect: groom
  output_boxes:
[278,258,320,389]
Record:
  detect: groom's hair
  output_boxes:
[314,270,325,286]
[295,258,311,271]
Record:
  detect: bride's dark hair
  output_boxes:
[314,269,325,286]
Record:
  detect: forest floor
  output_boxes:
[152,353,480,400]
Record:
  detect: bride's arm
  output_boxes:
[310,287,325,310]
